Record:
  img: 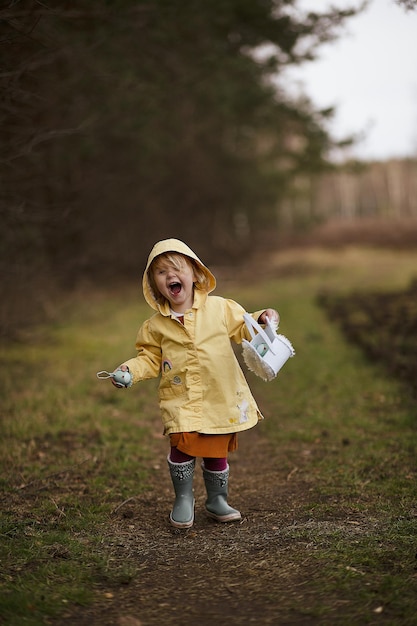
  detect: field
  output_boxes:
[318,279,417,396]
[1,245,417,625]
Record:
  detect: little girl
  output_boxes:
[111,238,279,529]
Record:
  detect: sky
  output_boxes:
[284,0,417,161]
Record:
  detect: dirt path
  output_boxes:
[55,414,316,626]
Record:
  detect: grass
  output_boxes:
[1,247,417,625]
[233,247,417,624]
[0,290,158,625]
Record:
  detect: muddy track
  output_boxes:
[54,415,320,626]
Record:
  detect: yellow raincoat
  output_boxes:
[122,239,266,436]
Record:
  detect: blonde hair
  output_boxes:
[148,252,209,304]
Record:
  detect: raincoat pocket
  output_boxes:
[159,377,187,399]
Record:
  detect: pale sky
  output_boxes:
[284,0,417,160]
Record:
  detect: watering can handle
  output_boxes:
[243,314,277,354]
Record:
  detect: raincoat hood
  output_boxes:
[142,239,216,311]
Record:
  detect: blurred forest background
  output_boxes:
[1,0,417,338]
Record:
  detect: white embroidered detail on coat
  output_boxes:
[237,399,249,423]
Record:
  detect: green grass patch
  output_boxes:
[227,250,417,624]
[0,289,157,625]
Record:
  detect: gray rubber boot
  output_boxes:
[202,463,241,522]
[167,456,195,529]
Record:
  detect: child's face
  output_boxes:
[152,255,196,312]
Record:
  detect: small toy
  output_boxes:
[256,342,268,357]
[242,314,295,382]
[96,368,132,388]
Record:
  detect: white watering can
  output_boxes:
[242,313,295,382]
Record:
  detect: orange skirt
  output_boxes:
[169,432,238,458]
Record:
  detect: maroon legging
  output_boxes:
[170,446,227,472]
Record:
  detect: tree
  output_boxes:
[395,0,417,9]
[0,0,361,335]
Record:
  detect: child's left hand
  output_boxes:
[258,309,280,327]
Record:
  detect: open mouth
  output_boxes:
[169,282,182,296]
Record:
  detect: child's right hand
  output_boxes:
[111,365,131,388]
